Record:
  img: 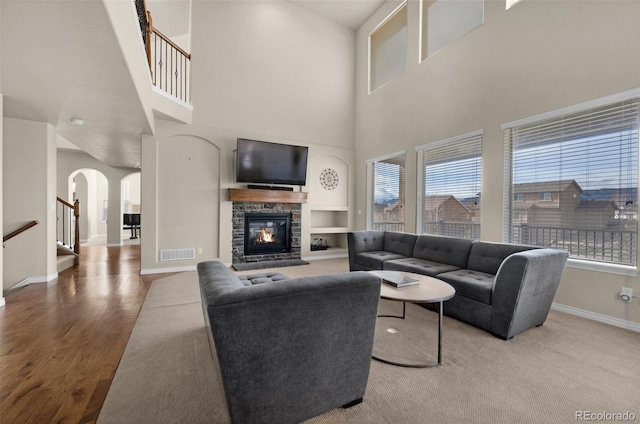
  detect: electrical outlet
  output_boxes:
[620,287,633,303]
[197,247,203,255]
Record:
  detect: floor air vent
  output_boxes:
[160,248,195,262]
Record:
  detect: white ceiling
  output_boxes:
[1,0,382,169]
[288,0,385,31]
[2,1,153,169]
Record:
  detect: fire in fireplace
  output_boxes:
[244,213,291,256]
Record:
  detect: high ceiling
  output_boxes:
[1,0,152,169]
[289,0,385,31]
[1,0,383,169]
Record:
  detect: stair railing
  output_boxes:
[56,197,80,259]
[135,0,191,104]
[3,220,39,247]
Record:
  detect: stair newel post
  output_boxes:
[74,199,81,262]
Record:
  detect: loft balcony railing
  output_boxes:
[135,0,191,104]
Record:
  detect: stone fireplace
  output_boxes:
[244,213,291,256]
[231,200,302,269]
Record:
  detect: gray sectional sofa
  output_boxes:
[348,231,569,340]
[197,260,382,424]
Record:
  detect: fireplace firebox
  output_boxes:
[244,213,291,256]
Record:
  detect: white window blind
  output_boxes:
[368,152,406,232]
[417,131,482,239]
[421,0,484,61]
[503,97,639,266]
[369,2,407,92]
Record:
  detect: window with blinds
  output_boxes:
[503,95,639,266]
[369,2,407,93]
[368,152,406,232]
[416,131,483,239]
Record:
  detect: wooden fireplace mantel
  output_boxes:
[228,189,308,204]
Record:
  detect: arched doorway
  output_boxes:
[68,168,108,245]
[122,172,141,242]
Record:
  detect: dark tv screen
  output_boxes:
[236,139,308,186]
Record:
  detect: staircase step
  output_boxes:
[57,255,76,273]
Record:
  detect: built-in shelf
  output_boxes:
[306,247,348,257]
[310,226,348,234]
[228,188,308,204]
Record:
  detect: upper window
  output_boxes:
[421,0,483,61]
[417,131,483,239]
[369,2,407,92]
[367,152,406,232]
[514,193,524,202]
[503,94,639,266]
[506,0,523,10]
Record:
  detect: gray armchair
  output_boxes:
[197,261,381,424]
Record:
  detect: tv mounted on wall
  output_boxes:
[236,138,308,186]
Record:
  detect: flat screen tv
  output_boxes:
[236,138,308,186]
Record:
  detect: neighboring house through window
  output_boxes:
[503,91,639,266]
[417,130,483,239]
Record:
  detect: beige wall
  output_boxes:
[190,0,356,149]
[141,119,355,272]
[3,118,57,290]
[140,1,358,272]
[354,0,640,325]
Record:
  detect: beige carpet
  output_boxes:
[98,266,640,424]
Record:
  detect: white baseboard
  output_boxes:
[0,296,5,308]
[140,265,197,275]
[8,273,58,292]
[107,242,123,247]
[551,303,640,333]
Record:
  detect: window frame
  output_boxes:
[366,151,407,232]
[416,130,483,239]
[502,89,640,275]
[368,1,408,93]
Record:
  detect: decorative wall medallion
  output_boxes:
[319,168,339,191]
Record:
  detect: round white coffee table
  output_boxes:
[369,270,456,368]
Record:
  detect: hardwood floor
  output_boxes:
[0,244,162,424]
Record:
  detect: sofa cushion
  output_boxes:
[238,272,289,286]
[467,242,536,275]
[355,251,407,270]
[437,269,495,305]
[383,257,459,276]
[412,235,473,268]
[383,232,418,257]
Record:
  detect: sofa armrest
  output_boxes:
[206,271,381,424]
[491,249,569,339]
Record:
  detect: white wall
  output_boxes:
[140,1,358,272]
[354,0,640,325]
[3,118,57,290]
